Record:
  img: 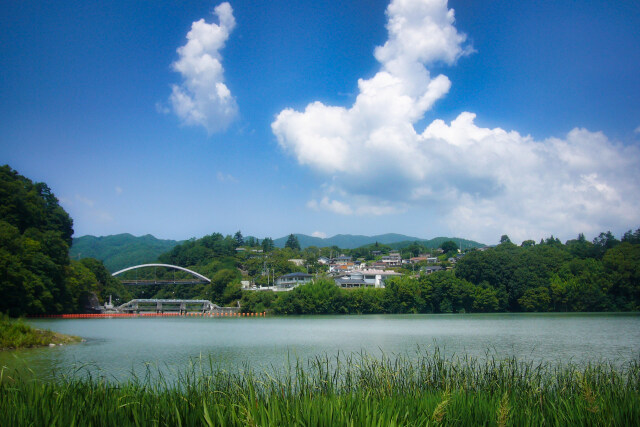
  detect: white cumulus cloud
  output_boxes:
[169,2,237,133]
[272,0,640,243]
[311,231,327,238]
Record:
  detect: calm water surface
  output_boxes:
[2,313,639,381]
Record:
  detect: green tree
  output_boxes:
[208,269,240,302]
[518,286,551,312]
[234,230,244,246]
[500,235,512,244]
[592,231,620,258]
[473,286,499,312]
[602,243,640,310]
[622,228,640,245]
[262,237,274,252]
[80,257,132,305]
[440,241,458,255]
[65,260,99,313]
[285,234,301,251]
[543,235,562,246]
[405,242,423,258]
[383,276,425,314]
[550,274,570,312]
[565,233,595,259]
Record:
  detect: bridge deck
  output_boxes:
[126,299,214,304]
[116,298,238,314]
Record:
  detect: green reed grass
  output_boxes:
[1,348,638,426]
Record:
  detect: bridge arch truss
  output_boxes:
[112,263,211,284]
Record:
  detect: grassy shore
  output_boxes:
[1,350,638,426]
[0,314,81,350]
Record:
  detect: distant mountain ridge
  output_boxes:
[273,233,484,250]
[71,232,484,272]
[70,233,182,272]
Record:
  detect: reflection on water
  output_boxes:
[1,313,639,382]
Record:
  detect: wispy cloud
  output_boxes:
[216,171,237,182]
[61,194,114,226]
[168,2,238,134]
[75,194,95,207]
[311,231,327,238]
[307,197,353,215]
[272,0,640,243]
[115,186,123,195]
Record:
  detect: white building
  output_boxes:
[334,269,401,288]
[275,272,313,291]
[380,252,402,267]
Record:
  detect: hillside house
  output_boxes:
[422,266,444,275]
[275,272,313,290]
[333,255,353,265]
[381,251,402,267]
[334,269,401,288]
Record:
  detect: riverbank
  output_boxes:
[1,351,638,425]
[0,315,81,350]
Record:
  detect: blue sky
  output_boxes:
[1,0,639,244]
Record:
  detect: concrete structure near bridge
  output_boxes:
[115,299,240,315]
[108,265,240,314]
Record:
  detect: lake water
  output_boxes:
[2,313,639,382]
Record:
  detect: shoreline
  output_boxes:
[0,316,82,351]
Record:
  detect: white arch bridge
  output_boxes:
[112,263,211,285]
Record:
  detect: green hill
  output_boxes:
[273,233,484,250]
[70,234,181,272]
[387,237,483,251]
[70,232,484,272]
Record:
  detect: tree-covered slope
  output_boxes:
[70,234,181,272]
[0,166,110,315]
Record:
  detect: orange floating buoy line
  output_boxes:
[28,311,267,319]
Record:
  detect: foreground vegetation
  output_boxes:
[1,350,638,425]
[0,314,79,349]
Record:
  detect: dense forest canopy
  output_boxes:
[0,166,130,315]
